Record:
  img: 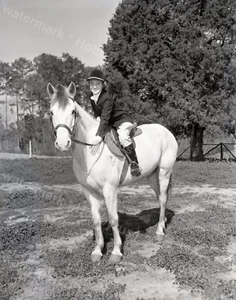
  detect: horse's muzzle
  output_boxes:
[55,139,71,151]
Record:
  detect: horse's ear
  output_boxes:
[47,83,55,98]
[68,82,76,98]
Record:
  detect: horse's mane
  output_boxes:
[51,83,98,128]
[51,85,69,109]
[74,101,98,127]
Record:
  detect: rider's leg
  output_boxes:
[124,143,141,176]
[117,123,141,177]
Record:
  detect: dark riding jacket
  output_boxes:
[90,89,133,138]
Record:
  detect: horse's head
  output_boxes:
[47,82,77,151]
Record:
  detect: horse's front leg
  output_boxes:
[82,188,104,262]
[103,184,122,263]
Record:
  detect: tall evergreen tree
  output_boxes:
[0,61,12,93]
[104,0,236,160]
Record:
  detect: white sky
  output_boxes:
[0,0,121,66]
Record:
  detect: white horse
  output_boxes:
[47,82,178,263]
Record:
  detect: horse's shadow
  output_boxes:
[97,208,175,254]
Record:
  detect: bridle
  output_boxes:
[50,96,103,147]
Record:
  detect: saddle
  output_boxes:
[105,124,142,158]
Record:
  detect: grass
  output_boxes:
[0,157,77,185]
[0,157,235,188]
[173,160,236,188]
[0,158,236,300]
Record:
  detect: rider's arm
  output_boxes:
[96,96,114,137]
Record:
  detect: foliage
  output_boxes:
[23,73,46,116]
[10,57,35,91]
[33,53,86,104]
[104,0,236,136]
[0,53,88,154]
[0,114,6,141]
[0,61,12,93]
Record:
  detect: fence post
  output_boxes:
[220,142,223,161]
[29,140,32,158]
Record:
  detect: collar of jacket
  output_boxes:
[90,92,101,102]
[90,88,107,103]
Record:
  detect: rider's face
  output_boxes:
[89,80,103,95]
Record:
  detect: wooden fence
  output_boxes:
[177,142,236,161]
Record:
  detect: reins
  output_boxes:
[71,137,103,147]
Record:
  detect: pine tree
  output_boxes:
[104,0,236,160]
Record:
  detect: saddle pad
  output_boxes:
[105,129,124,157]
[105,127,142,158]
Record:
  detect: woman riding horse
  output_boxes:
[47,82,178,263]
[87,69,141,177]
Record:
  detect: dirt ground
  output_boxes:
[0,155,236,300]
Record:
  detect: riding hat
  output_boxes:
[87,69,105,82]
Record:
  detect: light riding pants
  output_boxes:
[117,122,134,147]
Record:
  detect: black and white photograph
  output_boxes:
[0,0,236,299]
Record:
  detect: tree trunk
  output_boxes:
[190,123,205,161]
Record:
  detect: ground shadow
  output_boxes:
[99,207,175,254]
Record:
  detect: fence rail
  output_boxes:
[1,139,236,161]
[177,142,236,161]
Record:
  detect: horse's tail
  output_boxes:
[167,174,172,202]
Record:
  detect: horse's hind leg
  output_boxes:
[103,184,122,263]
[147,168,172,237]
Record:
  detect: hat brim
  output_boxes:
[87,76,105,82]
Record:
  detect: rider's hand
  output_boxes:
[90,135,102,155]
[90,135,102,145]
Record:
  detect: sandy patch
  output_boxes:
[109,268,202,300]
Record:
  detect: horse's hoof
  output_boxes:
[155,234,165,242]
[109,254,122,264]
[91,254,102,263]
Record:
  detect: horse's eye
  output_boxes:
[50,111,53,116]
[72,109,76,115]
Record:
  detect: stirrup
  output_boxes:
[130,162,142,176]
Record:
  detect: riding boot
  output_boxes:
[124,144,142,177]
